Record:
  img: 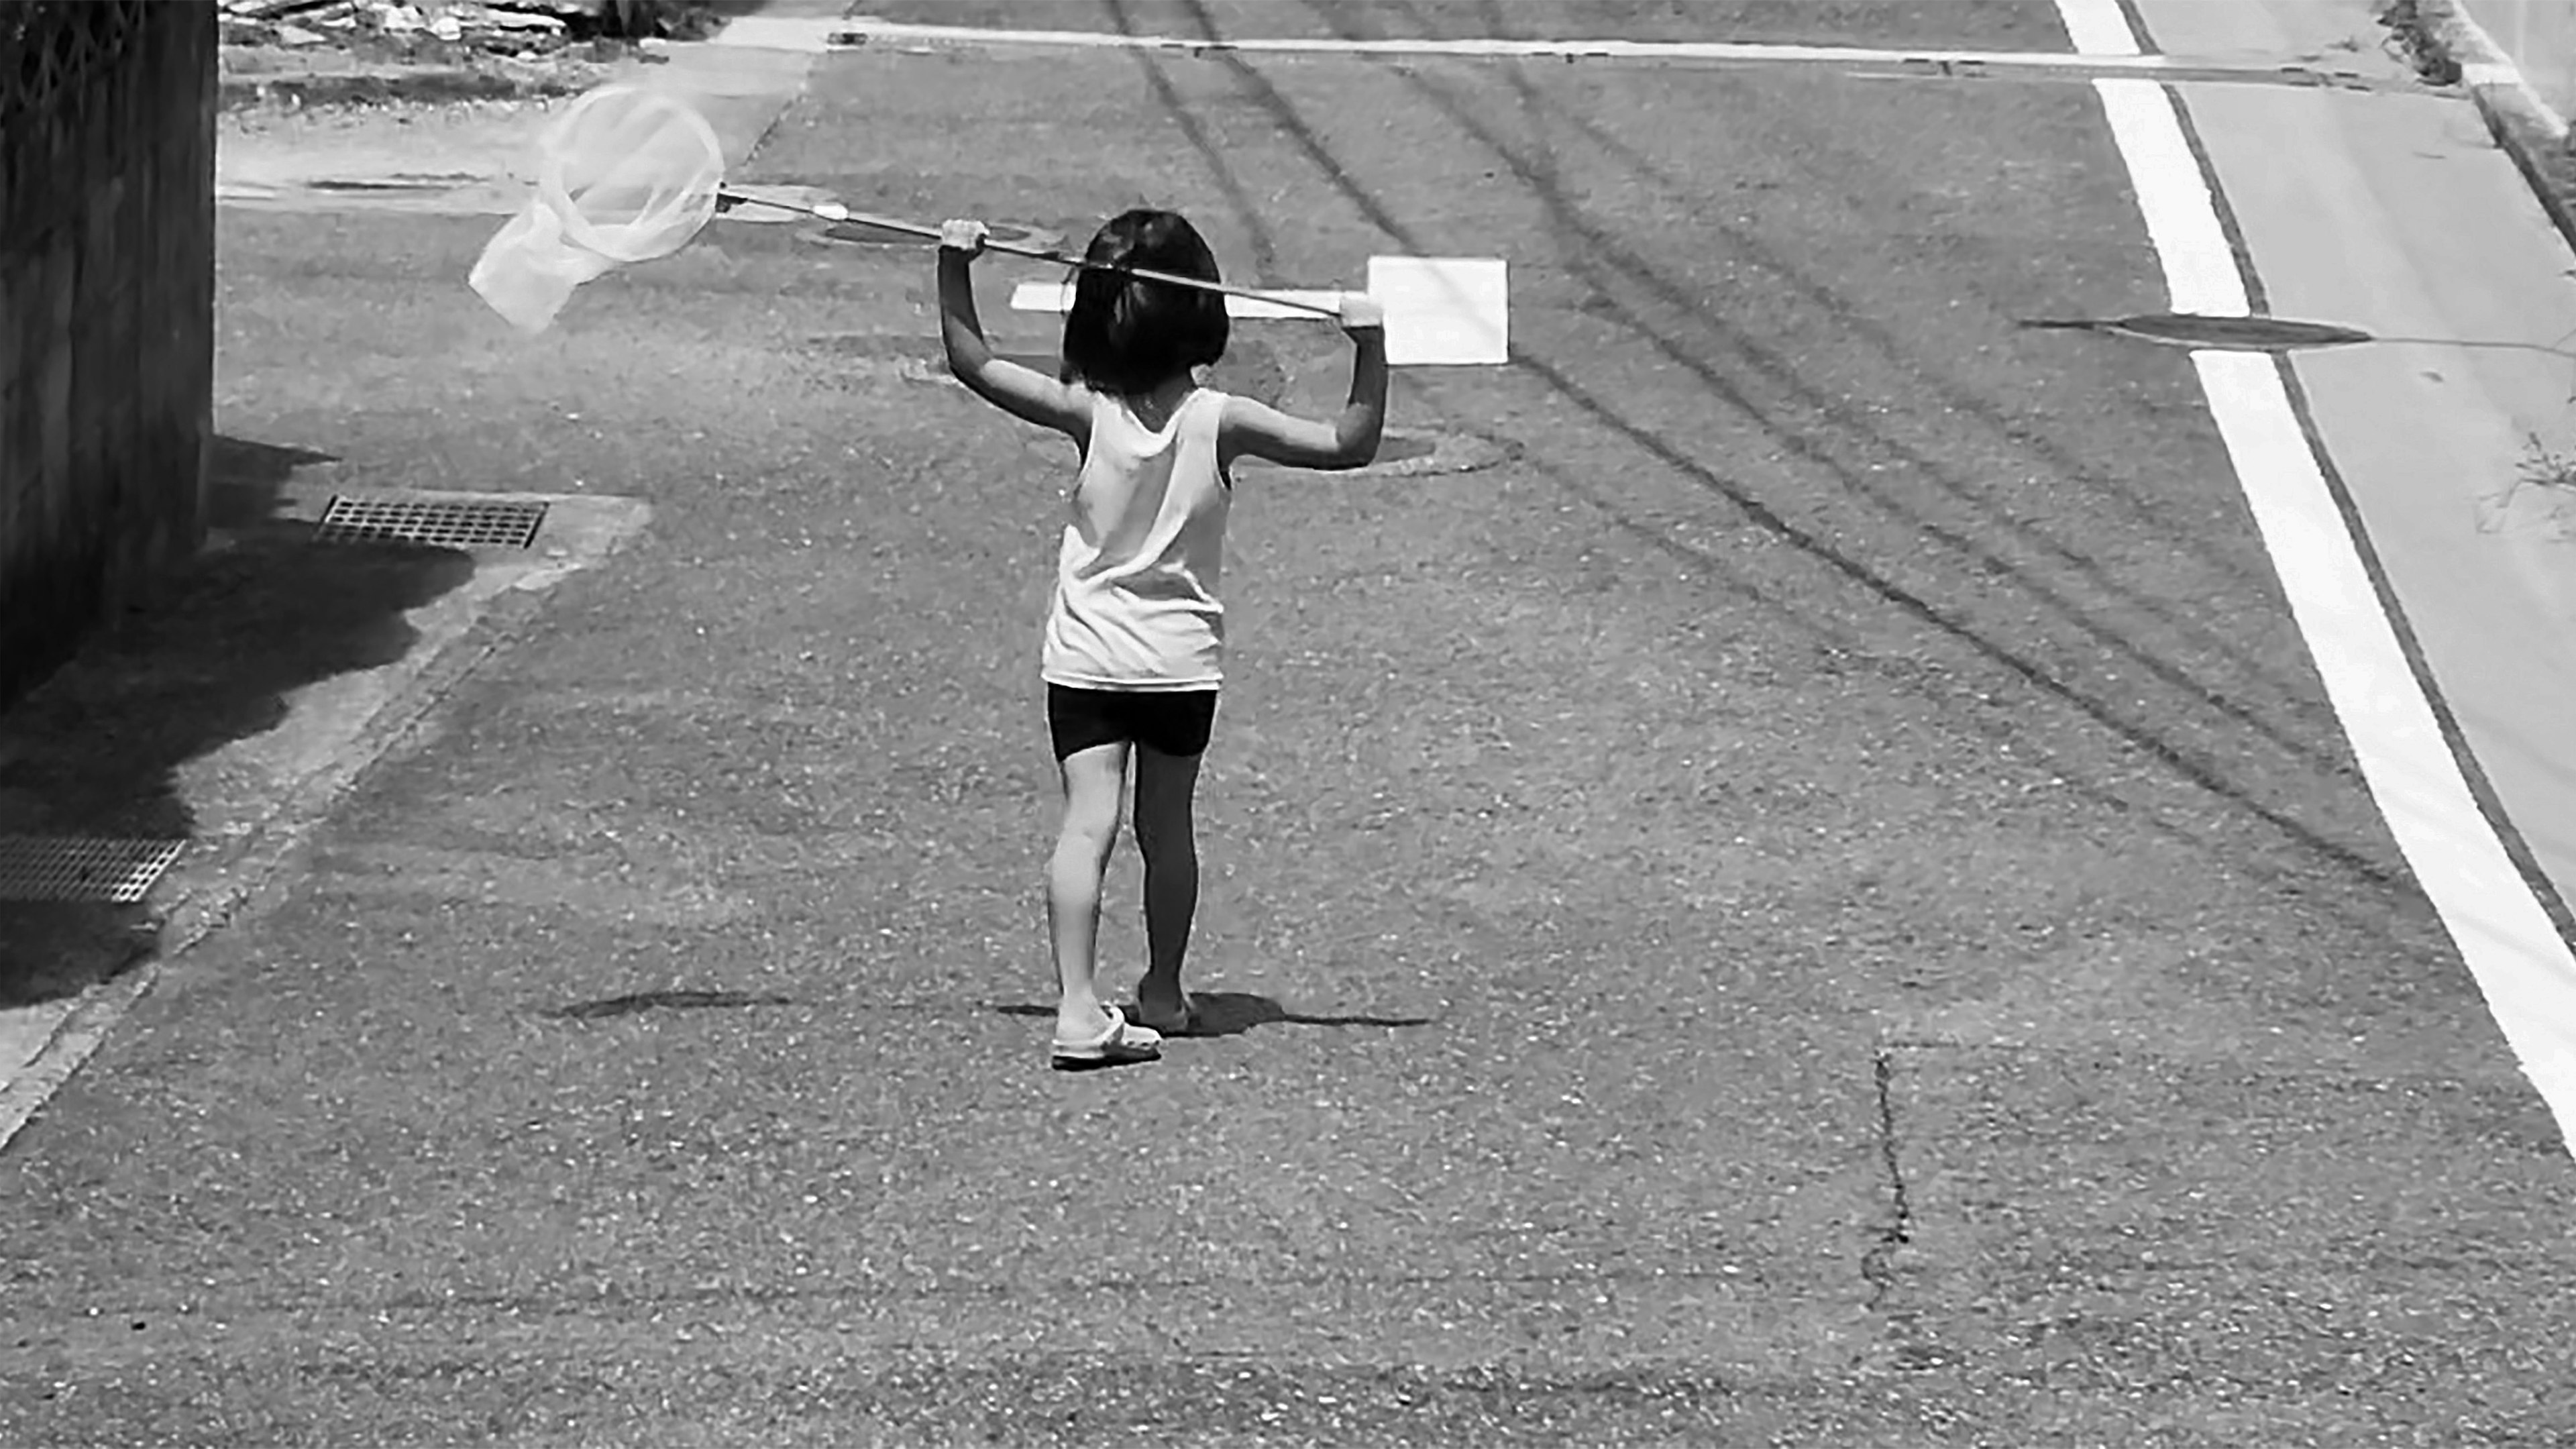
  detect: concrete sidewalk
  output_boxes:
[5,0,836,1140]
[0,480,649,1146]
[215,0,841,215]
[2406,0,2576,264]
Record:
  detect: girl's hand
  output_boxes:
[1338,292,1386,336]
[940,219,989,258]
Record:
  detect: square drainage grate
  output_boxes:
[315,495,548,549]
[0,835,187,904]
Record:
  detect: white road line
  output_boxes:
[2056,0,2576,1150]
[2090,80,2247,315]
[2053,0,2142,57]
[833,15,2196,73]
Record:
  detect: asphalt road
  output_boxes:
[5,1,2575,1444]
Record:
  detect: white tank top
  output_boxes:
[1041,387,1232,691]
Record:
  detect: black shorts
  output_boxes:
[1047,684,1219,760]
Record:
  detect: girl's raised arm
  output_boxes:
[1219,298,1387,472]
[938,220,1089,443]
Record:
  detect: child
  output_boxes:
[936,209,1388,1069]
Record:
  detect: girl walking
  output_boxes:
[936,209,1388,1068]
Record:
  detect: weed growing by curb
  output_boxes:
[2376,0,2465,87]
[2489,433,2576,534]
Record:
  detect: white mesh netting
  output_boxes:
[470,83,726,333]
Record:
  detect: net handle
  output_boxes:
[718,191,1348,319]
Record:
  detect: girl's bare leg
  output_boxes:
[1049,741,1131,1037]
[1131,744,1203,1021]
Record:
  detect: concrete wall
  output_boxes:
[2467,0,2576,123]
[0,1,218,708]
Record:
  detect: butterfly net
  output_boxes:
[470,84,727,333]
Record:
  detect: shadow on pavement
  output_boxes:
[0,435,474,1010]
[1136,0,2411,913]
[993,993,1436,1036]
[209,434,336,529]
[541,989,800,1020]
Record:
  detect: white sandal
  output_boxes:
[1051,1005,1163,1069]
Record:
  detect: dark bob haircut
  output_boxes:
[1058,209,1229,396]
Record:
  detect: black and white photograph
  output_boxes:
[5,0,2576,1442]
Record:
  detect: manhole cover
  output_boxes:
[806,334,924,358]
[869,341,1293,407]
[315,495,548,549]
[2021,313,2375,352]
[0,835,186,903]
[1225,427,1507,478]
[1205,343,1289,406]
[1358,429,1511,478]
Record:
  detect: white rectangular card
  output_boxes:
[1366,256,1509,366]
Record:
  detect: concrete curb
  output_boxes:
[2400,0,2576,257]
[215,8,826,213]
[217,1,843,113]
[219,64,605,112]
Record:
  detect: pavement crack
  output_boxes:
[1859,1045,1912,1316]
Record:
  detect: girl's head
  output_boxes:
[1059,209,1228,396]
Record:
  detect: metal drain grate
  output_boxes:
[0,835,186,903]
[315,496,548,549]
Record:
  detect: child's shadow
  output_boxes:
[995,991,1433,1038]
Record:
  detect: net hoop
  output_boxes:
[538,84,725,264]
